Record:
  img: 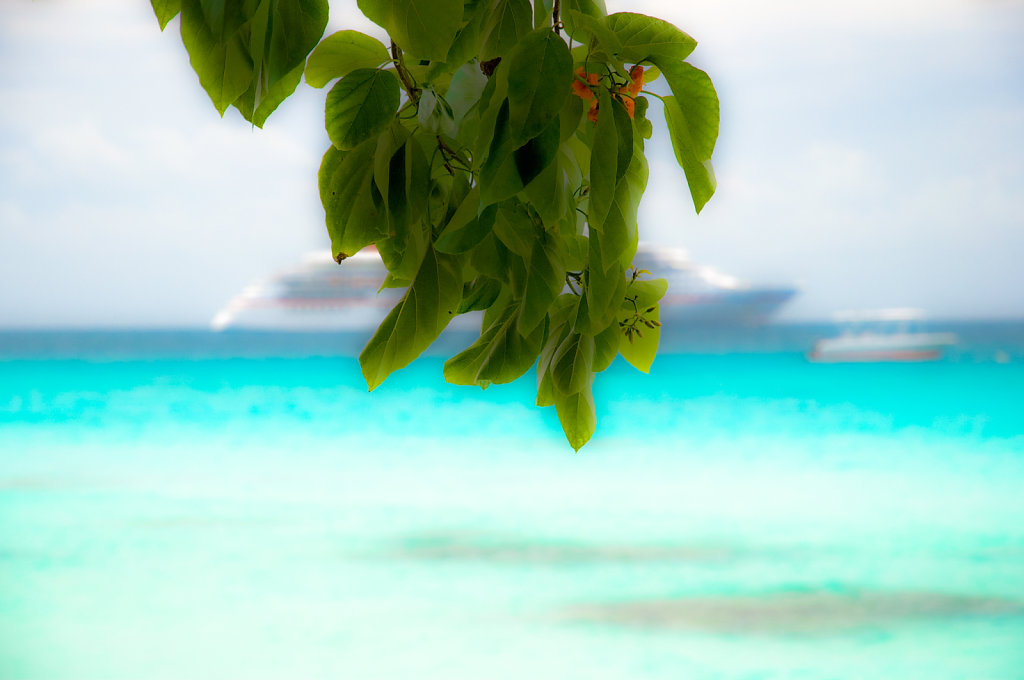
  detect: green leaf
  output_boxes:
[660,62,719,161]
[261,0,329,84]
[444,302,545,386]
[519,238,564,336]
[506,27,573,144]
[536,294,578,407]
[628,277,668,308]
[233,61,303,128]
[586,234,627,333]
[191,0,328,124]
[618,278,667,373]
[357,0,463,61]
[592,320,619,372]
[479,99,524,207]
[377,220,428,283]
[431,4,487,76]
[458,277,503,314]
[554,379,596,451]
[656,61,718,213]
[561,0,607,35]
[151,0,181,30]
[514,113,561,190]
[435,187,497,254]
[305,30,391,88]
[479,0,532,62]
[446,64,489,125]
[372,122,412,236]
[562,234,589,270]
[611,97,633,186]
[360,247,464,390]
[552,331,594,396]
[179,0,253,116]
[588,88,617,231]
[492,201,537,258]
[663,94,717,214]
[561,9,622,60]
[417,89,457,137]
[606,12,696,63]
[319,139,388,261]
[325,68,401,150]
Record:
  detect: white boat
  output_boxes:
[808,308,957,363]
[211,245,797,332]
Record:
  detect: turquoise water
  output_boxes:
[2,328,1024,679]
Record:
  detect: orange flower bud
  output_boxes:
[571,66,598,101]
[628,65,644,97]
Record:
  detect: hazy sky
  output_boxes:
[1,0,1022,326]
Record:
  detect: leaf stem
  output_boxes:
[390,40,420,103]
[553,0,561,35]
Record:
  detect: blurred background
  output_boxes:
[1,1,1023,678]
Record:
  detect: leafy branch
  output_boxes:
[149,0,720,450]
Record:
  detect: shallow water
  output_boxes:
[1,326,1023,679]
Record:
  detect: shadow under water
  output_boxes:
[561,589,1024,635]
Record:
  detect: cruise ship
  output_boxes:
[211,245,796,331]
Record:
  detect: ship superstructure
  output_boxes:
[212,245,796,331]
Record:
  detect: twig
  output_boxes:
[390,41,420,102]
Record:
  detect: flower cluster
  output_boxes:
[571,65,644,123]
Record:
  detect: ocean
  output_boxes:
[1,324,1023,680]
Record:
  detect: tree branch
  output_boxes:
[390,40,420,102]
[553,0,561,35]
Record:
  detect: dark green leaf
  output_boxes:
[372,122,412,236]
[593,320,619,372]
[588,88,617,231]
[470,233,513,283]
[436,187,493,254]
[492,201,537,257]
[519,238,564,336]
[179,0,253,116]
[479,0,532,62]
[552,331,594,396]
[326,68,401,150]
[458,277,503,314]
[233,61,303,128]
[305,30,391,88]
[262,0,329,84]
[586,233,627,332]
[506,27,573,144]
[319,140,387,261]
[357,0,463,61]
[360,247,464,390]
[611,97,633,185]
[514,113,561,189]
[479,99,525,206]
[533,0,554,29]
[444,302,545,386]
[536,294,578,407]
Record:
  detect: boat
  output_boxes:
[807,308,958,363]
[211,244,797,331]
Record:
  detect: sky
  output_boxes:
[0,0,1022,327]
